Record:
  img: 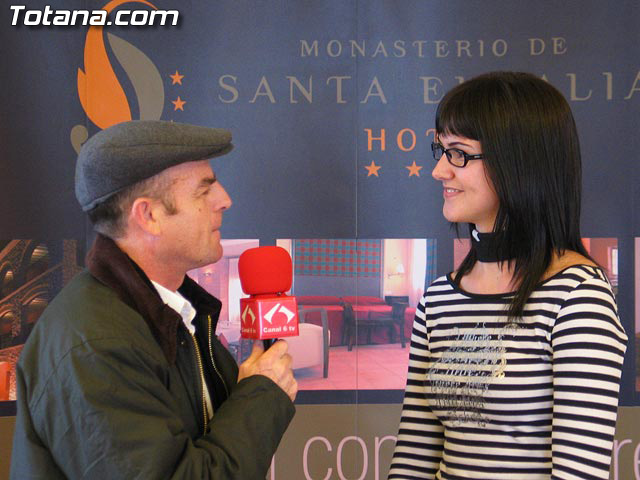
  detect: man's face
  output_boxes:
[155,159,232,272]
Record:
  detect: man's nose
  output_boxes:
[215,183,232,210]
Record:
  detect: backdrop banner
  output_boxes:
[1,1,638,478]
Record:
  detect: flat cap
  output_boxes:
[75,120,233,211]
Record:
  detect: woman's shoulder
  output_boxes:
[428,273,455,288]
[542,250,598,282]
[539,252,616,304]
[422,274,456,297]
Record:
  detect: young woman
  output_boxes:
[388,72,627,480]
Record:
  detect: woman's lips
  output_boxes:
[443,187,462,198]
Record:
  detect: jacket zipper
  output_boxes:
[208,315,229,398]
[190,333,208,435]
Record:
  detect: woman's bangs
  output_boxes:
[435,92,481,141]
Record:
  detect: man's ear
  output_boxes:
[129,197,162,236]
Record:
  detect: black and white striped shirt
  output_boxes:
[389,265,627,480]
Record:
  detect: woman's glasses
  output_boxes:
[431,142,483,167]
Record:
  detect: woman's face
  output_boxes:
[431,133,499,232]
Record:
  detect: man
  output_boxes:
[10,121,297,479]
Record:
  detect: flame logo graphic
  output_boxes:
[72,0,165,153]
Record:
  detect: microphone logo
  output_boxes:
[264,303,296,324]
[239,296,299,339]
[241,305,256,325]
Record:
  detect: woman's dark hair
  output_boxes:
[436,71,592,320]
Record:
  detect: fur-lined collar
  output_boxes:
[86,234,222,364]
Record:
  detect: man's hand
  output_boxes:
[238,340,298,401]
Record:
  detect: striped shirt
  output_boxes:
[388,265,627,480]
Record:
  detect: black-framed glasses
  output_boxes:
[431,142,483,168]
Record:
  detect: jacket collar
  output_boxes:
[86,234,222,364]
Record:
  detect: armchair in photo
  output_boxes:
[285,307,330,378]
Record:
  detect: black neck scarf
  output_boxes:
[470,228,514,263]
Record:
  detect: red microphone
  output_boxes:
[238,246,299,349]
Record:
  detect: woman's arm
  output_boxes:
[388,294,445,479]
[551,273,627,479]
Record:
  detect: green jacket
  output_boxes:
[10,235,295,479]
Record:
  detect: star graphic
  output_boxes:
[172,96,186,111]
[365,160,381,177]
[170,70,184,85]
[406,161,423,177]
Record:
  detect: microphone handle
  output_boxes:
[263,338,276,349]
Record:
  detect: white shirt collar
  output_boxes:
[151,280,197,335]
[151,280,213,420]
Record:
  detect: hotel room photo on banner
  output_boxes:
[0,240,82,402]
[187,238,436,394]
[1,237,622,401]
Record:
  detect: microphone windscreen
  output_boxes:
[238,246,293,295]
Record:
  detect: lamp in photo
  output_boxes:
[387,261,405,278]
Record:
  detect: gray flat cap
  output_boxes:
[75,120,233,211]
